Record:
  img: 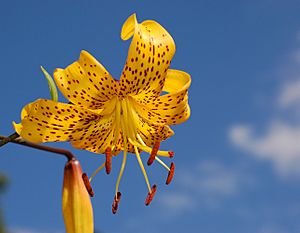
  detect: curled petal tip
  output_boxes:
[112,192,122,214]
[145,185,157,206]
[166,162,175,185]
[12,121,22,135]
[121,13,137,40]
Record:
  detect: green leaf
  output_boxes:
[40,66,58,101]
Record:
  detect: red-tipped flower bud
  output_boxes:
[62,159,94,233]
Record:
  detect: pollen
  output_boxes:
[166,162,175,185]
[112,192,122,214]
[145,184,157,206]
[82,173,94,197]
[147,141,160,165]
[105,147,112,174]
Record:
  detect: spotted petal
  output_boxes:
[54,50,119,110]
[13,99,115,153]
[132,69,191,125]
[136,116,174,146]
[119,14,175,101]
[70,113,116,154]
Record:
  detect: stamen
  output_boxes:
[115,119,128,197]
[131,136,172,157]
[112,192,122,214]
[89,162,105,182]
[136,133,146,146]
[112,101,121,149]
[134,146,151,192]
[155,156,170,171]
[115,150,127,197]
[125,98,138,139]
[168,151,175,158]
[145,184,157,206]
[147,141,160,166]
[166,162,175,185]
[121,99,135,140]
[105,147,112,174]
[129,103,173,157]
[82,173,94,197]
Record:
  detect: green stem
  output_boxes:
[0,135,74,161]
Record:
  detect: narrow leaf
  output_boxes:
[40,66,58,101]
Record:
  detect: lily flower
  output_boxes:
[14,14,191,210]
[62,159,94,233]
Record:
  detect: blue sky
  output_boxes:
[1,0,300,233]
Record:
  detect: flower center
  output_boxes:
[89,96,175,212]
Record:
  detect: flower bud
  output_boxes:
[62,159,94,233]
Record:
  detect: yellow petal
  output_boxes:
[126,98,174,146]
[136,116,174,146]
[54,50,119,110]
[62,159,94,233]
[119,14,176,100]
[14,99,102,143]
[121,13,137,40]
[70,113,116,154]
[132,69,191,125]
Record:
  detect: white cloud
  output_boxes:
[229,31,300,177]
[158,192,194,212]
[256,225,286,233]
[196,161,242,195]
[229,122,300,176]
[8,228,63,233]
[278,79,300,109]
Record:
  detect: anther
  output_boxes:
[145,184,157,206]
[147,141,160,165]
[112,192,122,214]
[168,151,174,158]
[166,162,175,185]
[105,147,112,174]
[82,173,94,197]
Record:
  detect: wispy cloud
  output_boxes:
[8,227,63,233]
[229,31,300,177]
[278,79,300,109]
[157,160,253,215]
[256,225,286,233]
[158,192,194,212]
[229,122,300,176]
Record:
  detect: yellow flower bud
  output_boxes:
[62,159,94,233]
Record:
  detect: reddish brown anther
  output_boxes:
[145,184,157,206]
[82,173,94,197]
[112,192,122,214]
[105,147,112,174]
[148,141,160,165]
[166,162,175,185]
[168,151,174,158]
